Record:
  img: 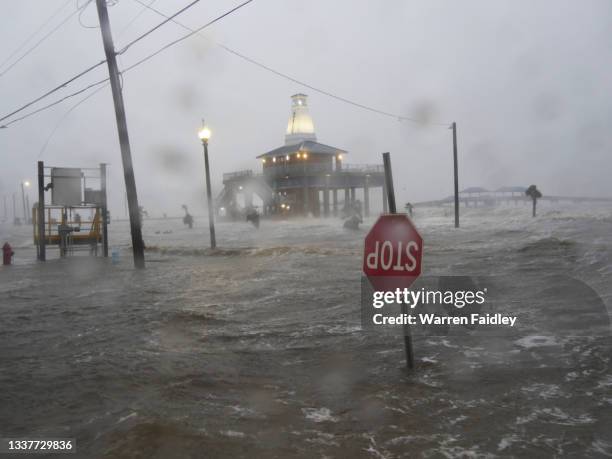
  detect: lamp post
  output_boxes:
[198,123,216,250]
[21,180,30,224]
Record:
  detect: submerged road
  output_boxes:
[1,204,611,457]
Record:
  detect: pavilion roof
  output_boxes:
[256,140,347,159]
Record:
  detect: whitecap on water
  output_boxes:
[220,430,246,438]
[514,335,560,349]
[302,407,338,423]
[117,412,137,424]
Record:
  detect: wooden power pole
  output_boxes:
[95,0,145,268]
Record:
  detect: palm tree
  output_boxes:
[525,185,542,217]
[182,204,193,229]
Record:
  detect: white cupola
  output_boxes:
[285,94,317,145]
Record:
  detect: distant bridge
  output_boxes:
[414,186,612,207]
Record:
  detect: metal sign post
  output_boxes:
[362,152,423,370]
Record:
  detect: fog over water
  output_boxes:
[2,0,612,214]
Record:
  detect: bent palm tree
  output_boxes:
[182,204,193,229]
[525,185,542,217]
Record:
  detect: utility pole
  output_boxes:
[451,122,460,228]
[95,0,145,268]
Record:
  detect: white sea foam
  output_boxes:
[302,407,339,423]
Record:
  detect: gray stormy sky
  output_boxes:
[1,0,611,217]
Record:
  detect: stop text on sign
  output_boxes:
[363,214,423,289]
[365,240,419,272]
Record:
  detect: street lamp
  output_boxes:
[21,180,31,224]
[198,122,216,250]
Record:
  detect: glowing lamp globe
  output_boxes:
[198,126,211,142]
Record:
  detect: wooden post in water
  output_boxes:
[332,189,338,217]
[323,175,330,217]
[451,122,460,228]
[100,163,109,257]
[37,161,45,261]
[383,152,415,370]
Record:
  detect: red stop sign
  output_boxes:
[363,214,423,291]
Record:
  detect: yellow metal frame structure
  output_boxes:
[32,205,103,247]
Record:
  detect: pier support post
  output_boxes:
[323,177,330,217]
[344,188,349,212]
[245,190,253,208]
[303,185,309,216]
[332,189,338,216]
[350,187,356,206]
[313,189,321,217]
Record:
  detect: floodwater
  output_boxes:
[1,203,611,458]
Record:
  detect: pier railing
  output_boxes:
[341,164,384,173]
[223,170,253,181]
[263,163,333,179]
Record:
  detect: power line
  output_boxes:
[38,83,109,158]
[2,78,109,128]
[0,0,73,71]
[0,0,93,78]
[1,0,255,128]
[0,59,107,124]
[36,0,159,157]
[77,0,99,29]
[117,0,201,55]
[132,0,451,127]
[120,0,254,72]
[117,0,158,39]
